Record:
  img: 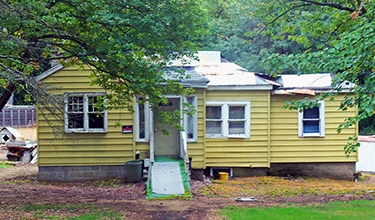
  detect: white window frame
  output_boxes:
[206,101,251,138]
[184,96,198,142]
[64,93,108,133]
[298,100,325,138]
[135,97,150,142]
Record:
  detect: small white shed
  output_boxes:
[0,127,23,145]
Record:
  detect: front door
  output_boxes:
[154,98,180,157]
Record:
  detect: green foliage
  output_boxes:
[220,200,375,220]
[200,0,306,72]
[0,163,13,169]
[0,0,206,115]
[251,1,375,153]
[359,114,375,135]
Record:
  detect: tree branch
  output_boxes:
[260,3,311,33]
[300,0,356,12]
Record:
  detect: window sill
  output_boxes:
[136,139,149,142]
[65,130,108,134]
[187,139,198,143]
[299,133,325,138]
[206,135,248,139]
[228,135,248,139]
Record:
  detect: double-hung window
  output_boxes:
[65,93,107,133]
[206,101,251,138]
[135,97,150,142]
[298,101,325,137]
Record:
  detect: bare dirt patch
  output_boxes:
[0,164,374,220]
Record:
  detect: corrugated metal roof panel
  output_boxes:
[278,74,332,89]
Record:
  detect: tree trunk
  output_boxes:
[0,81,17,111]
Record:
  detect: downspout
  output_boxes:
[267,91,271,168]
[203,89,207,169]
[149,110,155,163]
[356,104,359,162]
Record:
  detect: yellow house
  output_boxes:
[36,51,358,181]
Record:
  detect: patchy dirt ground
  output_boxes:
[0,160,375,220]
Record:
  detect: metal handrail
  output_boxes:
[180,131,188,162]
[180,131,190,183]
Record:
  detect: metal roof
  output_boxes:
[274,73,355,94]
[191,52,273,90]
[278,74,333,89]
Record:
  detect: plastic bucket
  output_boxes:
[124,160,143,183]
[219,172,229,180]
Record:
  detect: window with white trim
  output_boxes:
[65,93,107,133]
[184,96,198,142]
[206,101,251,138]
[298,101,325,137]
[135,97,149,141]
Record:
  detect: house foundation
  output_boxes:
[211,162,356,181]
[38,165,126,182]
[267,162,356,180]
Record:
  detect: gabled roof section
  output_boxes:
[190,51,273,90]
[163,66,210,88]
[36,51,275,90]
[0,127,23,143]
[35,64,64,81]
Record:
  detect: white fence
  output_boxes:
[356,139,375,173]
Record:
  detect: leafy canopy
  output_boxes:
[254,0,375,153]
[200,0,306,72]
[0,0,206,113]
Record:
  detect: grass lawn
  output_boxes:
[0,162,13,169]
[221,200,375,220]
[21,203,124,220]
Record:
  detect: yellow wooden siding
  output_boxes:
[38,67,135,166]
[205,90,270,168]
[188,89,206,168]
[270,94,357,163]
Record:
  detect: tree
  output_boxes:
[255,0,375,153]
[0,0,206,113]
[200,0,305,72]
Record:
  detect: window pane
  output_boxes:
[68,113,84,128]
[88,113,104,129]
[229,121,245,134]
[303,120,319,133]
[88,97,96,112]
[186,97,196,139]
[303,107,319,119]
[206,106,221,119]
[68,96,83,112]
[187,97,194,105]
[67,95,84,129]
[206,121,221,134]
[229,106,245,119]
[138,103,145,139]
[187,115,194,139]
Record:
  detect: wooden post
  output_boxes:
[25,110,28,127]
[17,110,20,128]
